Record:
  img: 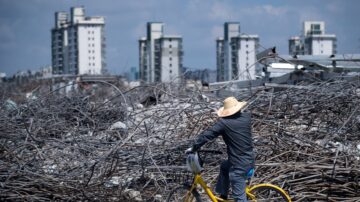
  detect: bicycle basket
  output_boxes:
[166,170,193,186]
[186,152,203,174]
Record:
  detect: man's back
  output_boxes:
[188,97,254,201]
[220,112,254,171]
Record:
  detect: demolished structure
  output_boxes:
[1,73,359,201]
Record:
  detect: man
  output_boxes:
[186,97,255,201]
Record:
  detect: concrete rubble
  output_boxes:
[0,78,359,201]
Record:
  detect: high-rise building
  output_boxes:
[128,66,139,81]
[51,7,106,75]
[216,37,225,82]
[216,22,259,82]
[139,22,183,83]
[289,36,303,55]
[289,21,336,56]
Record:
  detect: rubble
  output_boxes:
[109,121,127,130]
[124,189,142,201]
[0,79,359,201]
[3,99,17,110]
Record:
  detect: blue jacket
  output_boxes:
[192,111,255,172]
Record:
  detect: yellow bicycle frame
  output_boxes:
[186,174,224,202]
[184,174,292,202]
[247,183,292,202]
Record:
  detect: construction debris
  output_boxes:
[0,78,359,201]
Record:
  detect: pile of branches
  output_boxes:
[0,83,218,201]
[0,79,359,201]
[247,79,360,201]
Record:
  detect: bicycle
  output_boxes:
[166,150,292,202]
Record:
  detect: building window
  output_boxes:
[246,44,248,48]
[170,64,172,67]
[170,70,172,74]
[169,44,172,48]
[169,57,172,61]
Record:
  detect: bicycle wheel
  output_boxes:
[248,184,291,202]
[166,185,202,202]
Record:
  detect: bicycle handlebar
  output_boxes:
[197,149,223,155]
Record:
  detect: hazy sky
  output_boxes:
[0,0,359,76]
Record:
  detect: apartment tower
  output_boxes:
[51,7,106,75]
[216,22,259,82]
[289,21,336,56]
[139,22,183,83]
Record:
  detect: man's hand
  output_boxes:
[185,147,193,154]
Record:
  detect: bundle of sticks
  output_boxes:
[0,79,359,201]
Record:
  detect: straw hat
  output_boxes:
[217,97,247,117]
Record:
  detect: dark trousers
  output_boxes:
[215,160,248,202]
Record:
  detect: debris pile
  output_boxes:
[248,80,360,201]
[0,79,359,201]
